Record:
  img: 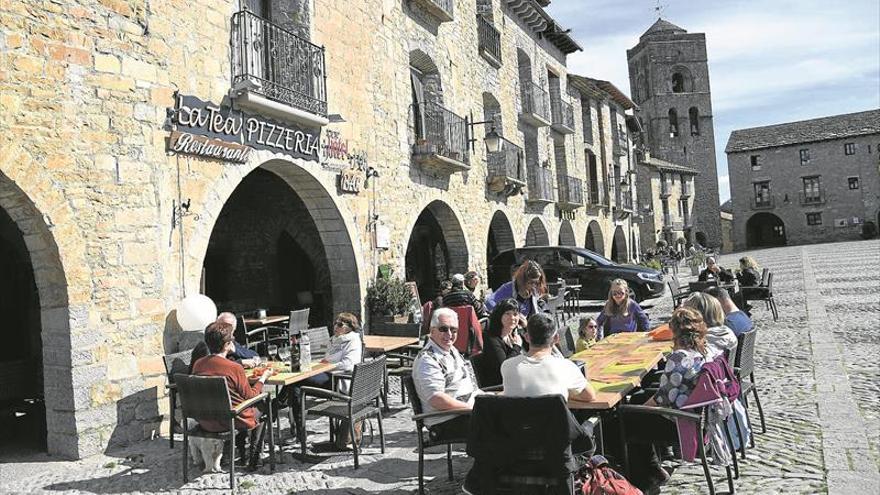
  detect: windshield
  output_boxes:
[575,248,614,266]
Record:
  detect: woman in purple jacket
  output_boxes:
[595,279,650,339]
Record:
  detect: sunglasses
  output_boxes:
[436,325,458,333]
[611,290,626,296]
[334,321,348,328]
[586,324,597,328]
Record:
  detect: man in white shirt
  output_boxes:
[413,307,481,439]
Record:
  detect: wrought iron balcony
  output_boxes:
[519,80,551,127]
[231,10,328,126]
[557,175,584,210]
[526,165,555,205]
[550,97,575,134]
[586,180,602,206]
[412,0,454,22]
[487,137,526,196]
[613,134,628,156]
[477,15,502,68]
[799,190,826,205]
[411,102,470,173]
[751,196,775,209]
[619,193,633,211]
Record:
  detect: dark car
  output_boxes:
[487,246,665,302]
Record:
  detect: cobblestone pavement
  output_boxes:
[1,240,877,494]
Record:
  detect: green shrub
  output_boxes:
[639,259,662,270]
[366,277,413,316]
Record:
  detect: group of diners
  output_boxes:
[698,255,767,314]
[184,310,365,470]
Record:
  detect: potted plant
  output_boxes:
[688,249,707,276]
[366,277,413,324]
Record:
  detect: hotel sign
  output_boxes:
[167,93,321,162]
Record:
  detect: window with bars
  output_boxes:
[844,143,856,155]
[802,176,822,202]
[806,212,822,226]
[848,177,860,190]
[799,148,810,165]
[753,181,771,206]
[750,154,762,171]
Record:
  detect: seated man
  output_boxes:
[191,321,273,470]
[413,307,482,440]
[501,313,597,456]
[707,287,753,336]
[443,273,489,319]
[698,256,734,283]
[189,312,259,373]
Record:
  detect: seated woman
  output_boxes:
[575,317,598,353]
[735,256,765,311]
[290,313,363,445]
[621,307,710,491]
[682,292,738,360]
[476,298,525,387]
[595,279,650,339]
[698,256,734,283]
[485,260,547,318]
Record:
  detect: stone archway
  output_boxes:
[487,210,515,264]
[585,220,605,256]
[746,212,787,248]
[525,217,550,246]
[558,220,576,246]
[405,200,469,303]
[610,226,628,263]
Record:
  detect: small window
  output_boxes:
[844,143,856,155]
[753,181,771,206]
[750,155,762,171]
[848,177,860,190]
[668,109,679,137]
[806,212,822,226]
[802,176,822,203]
[799,148,810,165]
[689,107,700,135]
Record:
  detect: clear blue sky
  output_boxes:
[547,0,880,203]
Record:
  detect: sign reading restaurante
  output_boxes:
[167,93,321,163]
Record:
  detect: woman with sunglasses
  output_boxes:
[476,298,526,387]
[485,260,548,318]
[595,279,650,339]
[575,317,598,352]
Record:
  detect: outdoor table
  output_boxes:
[363,335,420,354]
[243,315,290,327]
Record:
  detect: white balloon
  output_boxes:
[176,295,218,331]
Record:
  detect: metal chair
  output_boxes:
[162,350,193,449]
[403,374,471,495]
[174,374,274,493]
[733,329,766,446]
[288,308,310,334]
[304,326,331,360]
[668,275,692,308]
[448,305,483,357]
[299,356,387,469]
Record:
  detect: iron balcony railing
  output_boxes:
[799,190,826,205]
[487,136,526,184]
[550,97,575,132]
[558,175,584,207]
[412,102,469,165]
[477,15,502,65]
[619,193,633,211]
[586,180,601,205]
[231,10,327,117]
[527,166,555,203]
[413,0,454,21]
[751,195,775,209]
[520,80,551,123]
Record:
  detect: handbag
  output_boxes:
[578,455,643,495]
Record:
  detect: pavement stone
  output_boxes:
[0,240,878,494]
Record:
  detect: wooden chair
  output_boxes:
[299,356,387,469]
[174,374,274,493]
[403,375,471,494]
[162,350,193,449]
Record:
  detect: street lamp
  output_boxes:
[467,114,503,153]
[620,177,630,193]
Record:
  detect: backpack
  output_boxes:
[578,455,643,495]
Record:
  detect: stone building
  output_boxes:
[720,200,733,254]
[0,0,639,457]
[726,109,880,249]
[635,151,698,250]
[626,18,722,249]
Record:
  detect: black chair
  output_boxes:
[668,276,691,308]
[299,356,387,469]
[174,374,274,493]
[162,350,193,449]
[403,374,471,494]
[733,329,766,445]
[467,394,589,494]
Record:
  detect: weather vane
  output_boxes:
[654,0,667,19]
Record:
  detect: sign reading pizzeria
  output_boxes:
[167,93,321,162]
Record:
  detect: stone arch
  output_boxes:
[0,144,86,458]
[405,200,470,302]
[585,220,605,256]
[525,217,550,246]
[671,66,693,93]
[487,210,515,263]
[689,106,700,136]
[695,231,708,248]
[746,212,787,248]
[558,220,576,246]
[610,225,628,263]
[189,155,363,324]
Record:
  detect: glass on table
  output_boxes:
[267,344,279,361]
[277,345,291,363]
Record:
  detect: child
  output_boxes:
[576,317,598,352]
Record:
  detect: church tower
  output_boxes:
[627,19,721,248]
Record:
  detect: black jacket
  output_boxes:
[476,335,522,387]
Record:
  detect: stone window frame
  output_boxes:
[753,180,771,205]
[848,176,860,190]
[844,142,856,155]
[799,148,810,165]
[802,175,822,200]
[668,108,679,138]
[688,107,700,136]
[750,154,762,171]
[806,212,822,226]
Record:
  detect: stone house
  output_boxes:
[635,150,698,251]
[726,110,880,250]
[0,0,640,458]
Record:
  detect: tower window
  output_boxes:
[689,107,700,135]
[670,67,692,93]
[672,73,685,93]
[848,177,860,190]
[799,148,810,165]
[668,108,679,137]
[750,155,762,171]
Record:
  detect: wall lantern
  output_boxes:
[467,114,503,153]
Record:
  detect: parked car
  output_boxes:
[487,246,665,302]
